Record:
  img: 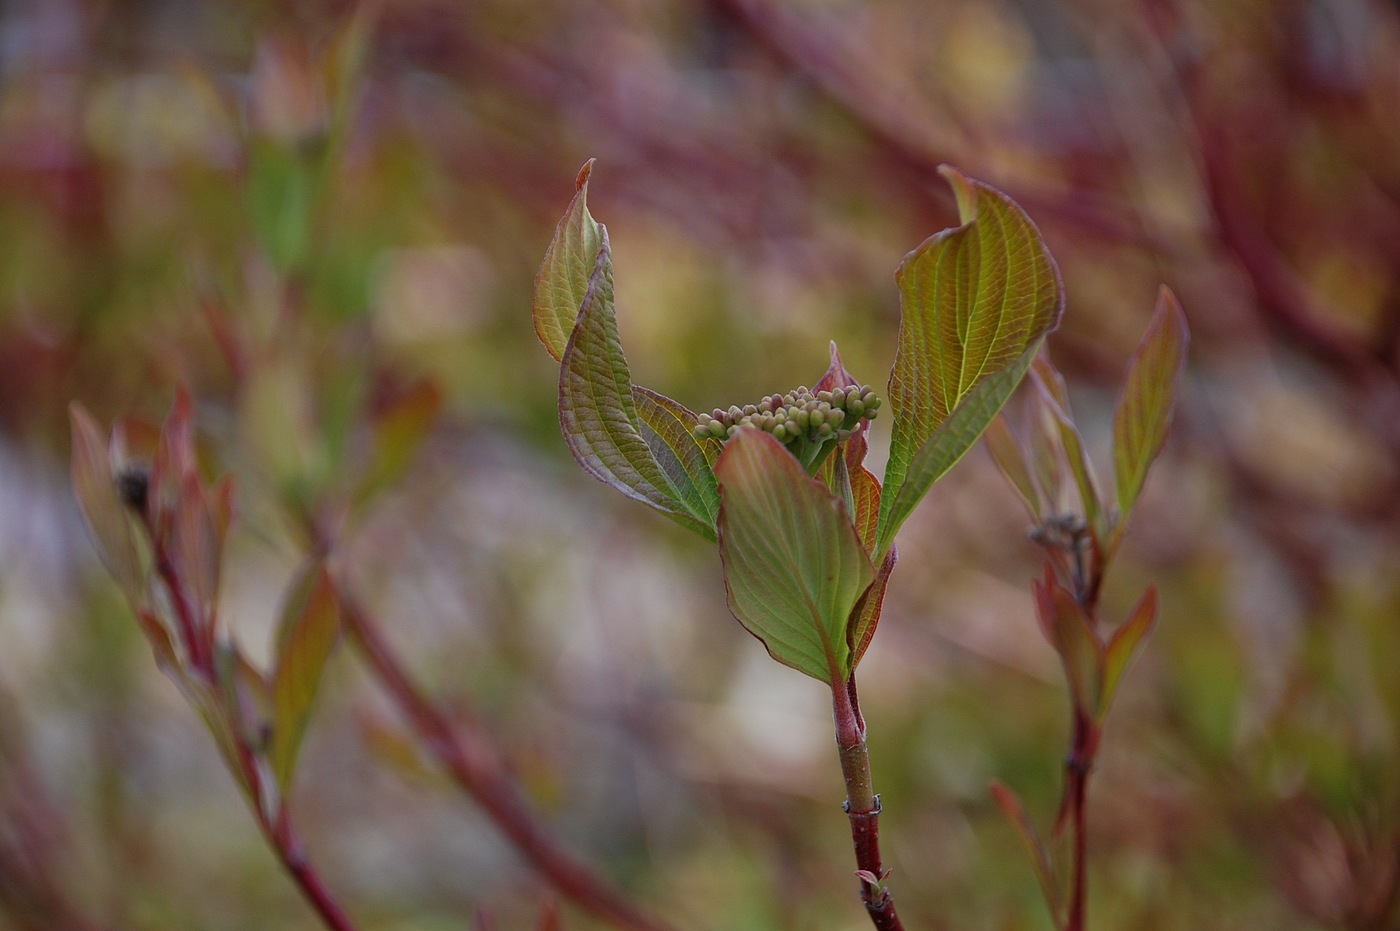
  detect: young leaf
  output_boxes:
[716,429,875,684]
[1100,586,1158,721]
[990,780,1064,927]
[534,160,605,363]
[1030,357,1106,542]
[1111,287,1189,538]
[269,565,342,791]
[878,168,1063,555]
[848,548,896,670]
[633,386,721,537]
[1032,571,1104,717]
[70,404,146,607]
[878,343,1039,557]
[558,239,716,538]
[355,377,442,507]
[983,412,1043,522]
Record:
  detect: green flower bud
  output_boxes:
[771,424,788,442]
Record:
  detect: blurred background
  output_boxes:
[1,0,1398,928]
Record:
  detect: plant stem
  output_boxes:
[340,595,678,931]
[1062,711,1097,931]
[266,810,359,931]
[154,527,359,931]
[831,675,904,931]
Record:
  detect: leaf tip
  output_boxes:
[575,158,596,192]
[936,164,979,223]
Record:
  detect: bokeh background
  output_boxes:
[2,0,1398,928]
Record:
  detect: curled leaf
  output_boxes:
[534,160,604,363]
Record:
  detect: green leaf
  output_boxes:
[534,160,605,363]
[354,377,442,507]
[716,429,875,683]
[1100,587,1158,721]
[1030,357,1106,542]
[848,548,896,670]
[633,386,721,539]
[1032,571,1104,717]
[269,565,341,791]
[558,238,715,537]
[878,167,1063,555]
[1111,287,1189,542]
[990,781,1064,929]
[69,404,146,607]
[877,342,1040,557]
[248,140,313,272]
[983,412,1043,522]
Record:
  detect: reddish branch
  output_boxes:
[150,522,359,931]
[831,676,904,931]
[339,595,678,931]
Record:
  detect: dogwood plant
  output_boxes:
[534,160,1064,929]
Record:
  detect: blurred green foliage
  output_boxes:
[2,1,1399,930]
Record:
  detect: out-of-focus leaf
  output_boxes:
[135,608,178,671]
[322,4,375,136]
[215,640,273,748]
[848,548,896,670]
[1100,587,1158,720]
[1111,287,1189,541]
[984,412,1042,521]
[1030,357,1106,541]
[535,900,562,931]
[70,404,146,606]
[269,565,341,791]
[1032,571,1104,716]
[877,343,1039,557]
[174,671,253,801]
[990,780,1063,928]
[248,140,313,271]
[716,429,875,683]
[534,160,605,363]
[355,377,442,506]
[558,237,714,538]
[172,470,219,629]
[633,387,721,538]
[879,168,1062,555]
[151,388,198,512]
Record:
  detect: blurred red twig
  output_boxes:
[340,593,678,931]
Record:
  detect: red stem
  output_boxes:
[156,530,359,931]
[831,675,904,931]
[340,596,678,931]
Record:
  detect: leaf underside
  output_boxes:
[717,429,875,684]
[878,167,1064,556]
[539,162,719,540]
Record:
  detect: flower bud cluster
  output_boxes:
[693,384,882,445]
